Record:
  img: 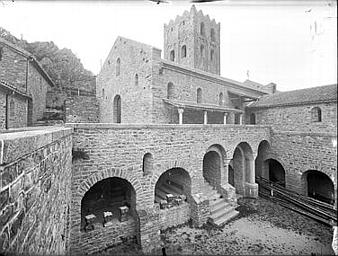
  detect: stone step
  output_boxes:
[210,198,228,212]
[211,204,233,220]
[155,195,163,204]
[155,189,170,200]
[213,209,239,226]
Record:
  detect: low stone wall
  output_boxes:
[0,127,72,255]
[75,218,137,255]
[65,95,99,123]
[158,203,191,230]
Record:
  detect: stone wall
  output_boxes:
[270,131,337,196]
[0,43,27,93]
[158,203,191,230]
[65,95,99,123]
[27,64,49,123]
[97,37,159,124]
[0,91,5,129]
[0,127,72,255]
[69,123,270,254]
[246,102,337,133]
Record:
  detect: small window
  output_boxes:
[200,22,205,36]
[200,45,204,57]
[210,28,215,42]
[182,21,185,25]
[219,92,223,106]
[311,107,322,122]
[210,49,214,61]
[102,88,105,99]
[181,45,187,58]
[0,47,3,61]
[116,58,120,76]
[170,50,175,61]
[167,82,174,99]
[197,88,202,103]
[9,99,15,116]
[143,153,153,176]
[250,113,256,125]
[135,74,139,86]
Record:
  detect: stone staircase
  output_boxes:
[155,181,184,204]
[202,182,239,226]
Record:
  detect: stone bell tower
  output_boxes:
[163,5,221,75]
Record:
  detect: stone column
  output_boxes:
[239,113,243,125]
[244,154,258,198]
[178,108,184,125]
[223,112,228,125]
[203,110,208,125]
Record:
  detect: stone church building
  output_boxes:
[0,5,336,256]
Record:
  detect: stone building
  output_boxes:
[0,5,336,256]
[0,37,54,130]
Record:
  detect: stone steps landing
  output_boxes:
[203,182,239,227]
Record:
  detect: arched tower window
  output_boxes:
[135,74,139,86]
[200,22,205,36]
[116,58,120,76]
[210,28,215,42]
[167,82,174,99]
[218,92,223,106]
[113,95,121,123]
[250,113,256,125]
[9,99,15,116]
[102,88,105,99]
[181,45,187,58]
[200,45,205,57]
[142,153,153,176]
[170,50,175,61]
[210,49,214,61]
[311,107,322,122]
[197,88,202,103]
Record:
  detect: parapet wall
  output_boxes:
[0,127,73,254]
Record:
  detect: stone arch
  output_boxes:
[250,113,256,124]
[218,92,224,106]
[77,168,143,202]
[170,50,175,61]
[142,153,153,176]
[301,170,335,204]
[81,176,136,231]
[255,140,271,179]
[232,142,254,195]
[203,144,227,190]
[154,167,191,206]
[210,28,215,42]
[265,158,286,187]
[311,107,322,122]
[181,45,187,58]
[167,82,174,99]
[197,88,202,103]
[113,94,121,123]
[200,22,205,36]
[116,58,121,76]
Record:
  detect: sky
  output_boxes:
[0,0,336,92]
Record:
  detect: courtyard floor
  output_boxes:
[101,197,334,255]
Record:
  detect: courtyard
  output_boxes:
[99,197,334,255]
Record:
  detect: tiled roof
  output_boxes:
[163,98,243,113]
[249,84,337,108]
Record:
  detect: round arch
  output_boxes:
[255,140,271,179]
[113,95,121,123]
[232,142,254,195]
[265,158,286,187]
[202,144,227,189]
[302,170,334,204]
[154,167,191,206]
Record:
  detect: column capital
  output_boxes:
[178,108,184,114]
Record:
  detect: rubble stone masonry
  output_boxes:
[0,127,72,255]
